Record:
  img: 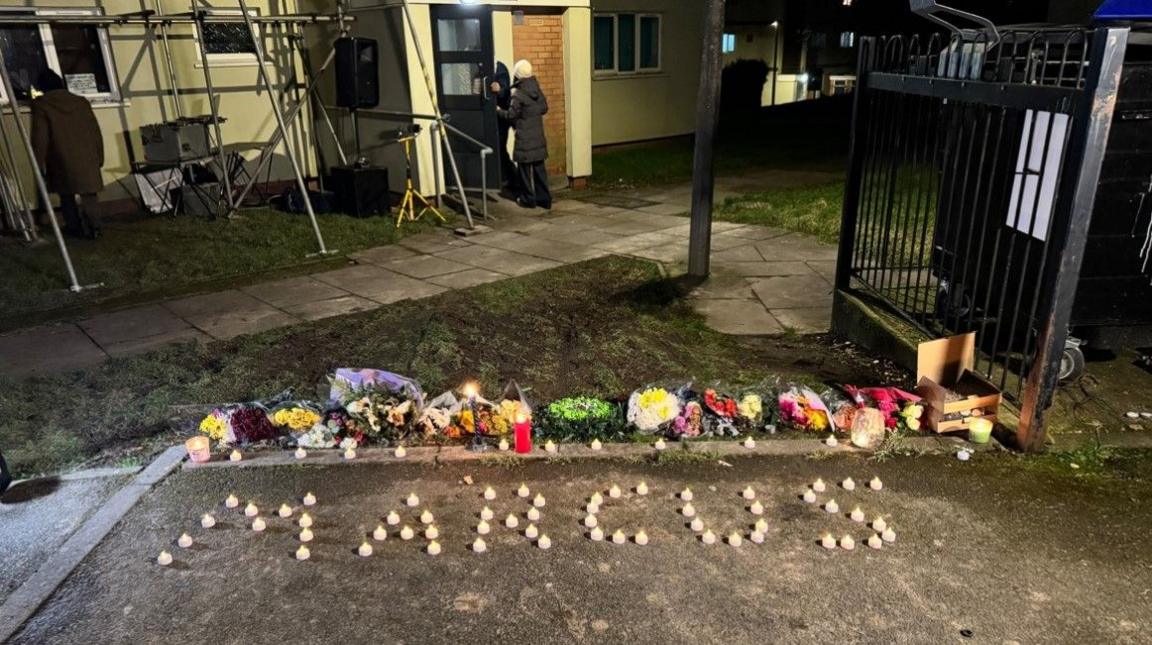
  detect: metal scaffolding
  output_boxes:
[0,5,354,292]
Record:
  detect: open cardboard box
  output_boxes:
[915,333,1002,433]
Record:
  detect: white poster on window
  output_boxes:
[65,73,98,95]
[1006,109,1069,242]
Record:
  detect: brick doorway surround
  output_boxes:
[511,10,567,179]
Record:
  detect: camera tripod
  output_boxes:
[395,130,446,227]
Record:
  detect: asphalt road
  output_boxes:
[11,453,1152,644]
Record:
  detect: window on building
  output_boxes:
[593,13,661,75]
[722,33,736,54]
[196,9,261,65]
[839,31,855,48]
[0,8,119,104]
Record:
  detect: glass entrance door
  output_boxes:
[431,5,500,190]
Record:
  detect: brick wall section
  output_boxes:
[512,13,567,178]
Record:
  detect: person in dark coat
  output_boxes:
[489,61,520,198]
[31,70,104,239]
[497,59,551,209]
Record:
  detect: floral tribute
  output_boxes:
[627,387,683,433]
[189,369,941,458]
[536,396,624,442]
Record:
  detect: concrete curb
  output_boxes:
[183,434,993,471]
[0,445,186,643]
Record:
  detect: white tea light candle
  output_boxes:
[406,493,420,507]
[608,484,622,499]
[750,501,765,515]
[358,541,374,557]
[157,550,173,566]
[821,534,837,549]
[754,518,768,533]
[526,507,541,522]
[426,541,441,556]
[589,526,604,541]
[803,490,818,504]
[420,510,434,524]
[480,506,494,521]
[654,438,666,451]
[868,534,883,549]
[869,476,883,491]
[839,535,855,550]
[251,517,266,532]
[177,533,193,548]
[636,481,649,495]
[473,537,488,553]
[244,503,259,518]
[850,507,865,523]
[505,514,519,529]
[728,532,743,547]
[400,525,415,540]
[590,439,602,450]
[484,486,497,501]
[299,528,314,543]
[689,517,704,532]
[425,525,439,540]
[682,503,696,518]
[701,530,717,545]
[295,545,310,560]
[200,514,216,529]
[680,488,693,501]
[230,449,242,462]
[742,486,756,500]
[278,504,293,518]
[635,530,649,546]
[533,493,546,508]
[842,478,856,491]
[225,494,239,508]
[394,445,407,458]
[386,511,401,526]
[294,447,307,460]
[477,520,491,535]
[302,492,317,506]
[498,438,510,451]
[611,530,626,545]
[373,525,388,541]
[873,517,887,532]
[525,524,539,539]
[298,513,313,529]
[518,483,531,498]
[743,436,756,449]
[537,534,552,550]
[584,514,598,528]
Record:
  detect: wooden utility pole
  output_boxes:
[688,0,727,277]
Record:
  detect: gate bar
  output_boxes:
[1017,27,1129,450]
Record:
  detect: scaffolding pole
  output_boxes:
[225,42,342,216]
[237,0,330,255]
[0,51,83,291]
[152,0,183,119]
[193,10,234,213]
[398,0,475,229]
[0,113,37,241]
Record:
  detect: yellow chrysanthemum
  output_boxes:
[199,415,226,441]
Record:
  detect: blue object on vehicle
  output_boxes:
[1095,0,1152,20]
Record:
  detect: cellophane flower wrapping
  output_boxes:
[777,386,837,432]
[627,385,685,434]
[329,368,425,444]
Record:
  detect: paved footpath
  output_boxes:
[0,170,839,376]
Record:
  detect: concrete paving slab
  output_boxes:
[536,228,620,248]
[596,220,668,236]
[164,290,299,341]
[751,274,834,310]
[281,295,380,322]
[807,260,837,283]
[525,222,598,243]
[630,244,690,265]
[381,254,476,279]
[77,305,192,348]
[755,234,839,262]
[724,225,791,241]
[103,327,210,359]
[687,272,757,299]
[350,245,419,266]
[241,276,351,309]
[467,231,534,250]
[715,261,817,278]
[708,234,758,252]
[770,306,832,333]
[540,213,618,229]
[437,244,563,276]
[312,265,447,304]
[634,202,688,216]
[0,474,132,600]
[425,268,510,289]
[711,245,765,263]
[398,233,473,255]
[0,323,107,376]
[690,298,784,335]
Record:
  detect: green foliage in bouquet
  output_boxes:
[534,396,628,442]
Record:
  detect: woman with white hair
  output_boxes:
[497,59,551,209]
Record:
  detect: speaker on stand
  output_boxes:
[334,36,380,162]
[332,37,387,216]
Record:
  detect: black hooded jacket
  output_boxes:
[500,76,548,163]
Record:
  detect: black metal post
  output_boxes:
[1017,27,1128,451]
[687,0,726,278]
[770,22,779,106]
[833,37,874,291]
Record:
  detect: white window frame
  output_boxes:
[0,7,122,105]
[193,8,263,68]
[593,12,662,77]
[722,33,736,54]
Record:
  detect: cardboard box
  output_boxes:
[915,333,1002,433]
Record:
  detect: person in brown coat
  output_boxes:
[31,70,104,238]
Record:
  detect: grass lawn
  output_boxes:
[713,182,846,244]
[0,256,897,478]
[590,97,851,189]
[0,208,438,330]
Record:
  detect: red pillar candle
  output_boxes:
[514,414,532,454]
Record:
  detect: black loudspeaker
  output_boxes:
[335,37,379,109]
[330,165,389,217]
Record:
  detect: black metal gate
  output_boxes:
[835,27,1130,449]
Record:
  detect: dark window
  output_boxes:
[617,13,635,72]
[640,16,660,68]
[0,22,48,100]
[51,24,111,95]
[202,22,257,56]
[593,15,614,71]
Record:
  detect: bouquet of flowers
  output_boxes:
[442,381,530,440]
[330,368,425,443]
[627,386,684,433]
[669,401,704,438]
[535,396,626,442]
[197,404,280,446]
[778,387,835,432]
[269,404,322,433]
[837,385,922,431]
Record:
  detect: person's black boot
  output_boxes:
[0,450,12,495]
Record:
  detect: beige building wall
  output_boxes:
[590,0,702,146]
[0,0,316,207]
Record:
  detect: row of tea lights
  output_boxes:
[157,475,896,564]
[804,476,898,550]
